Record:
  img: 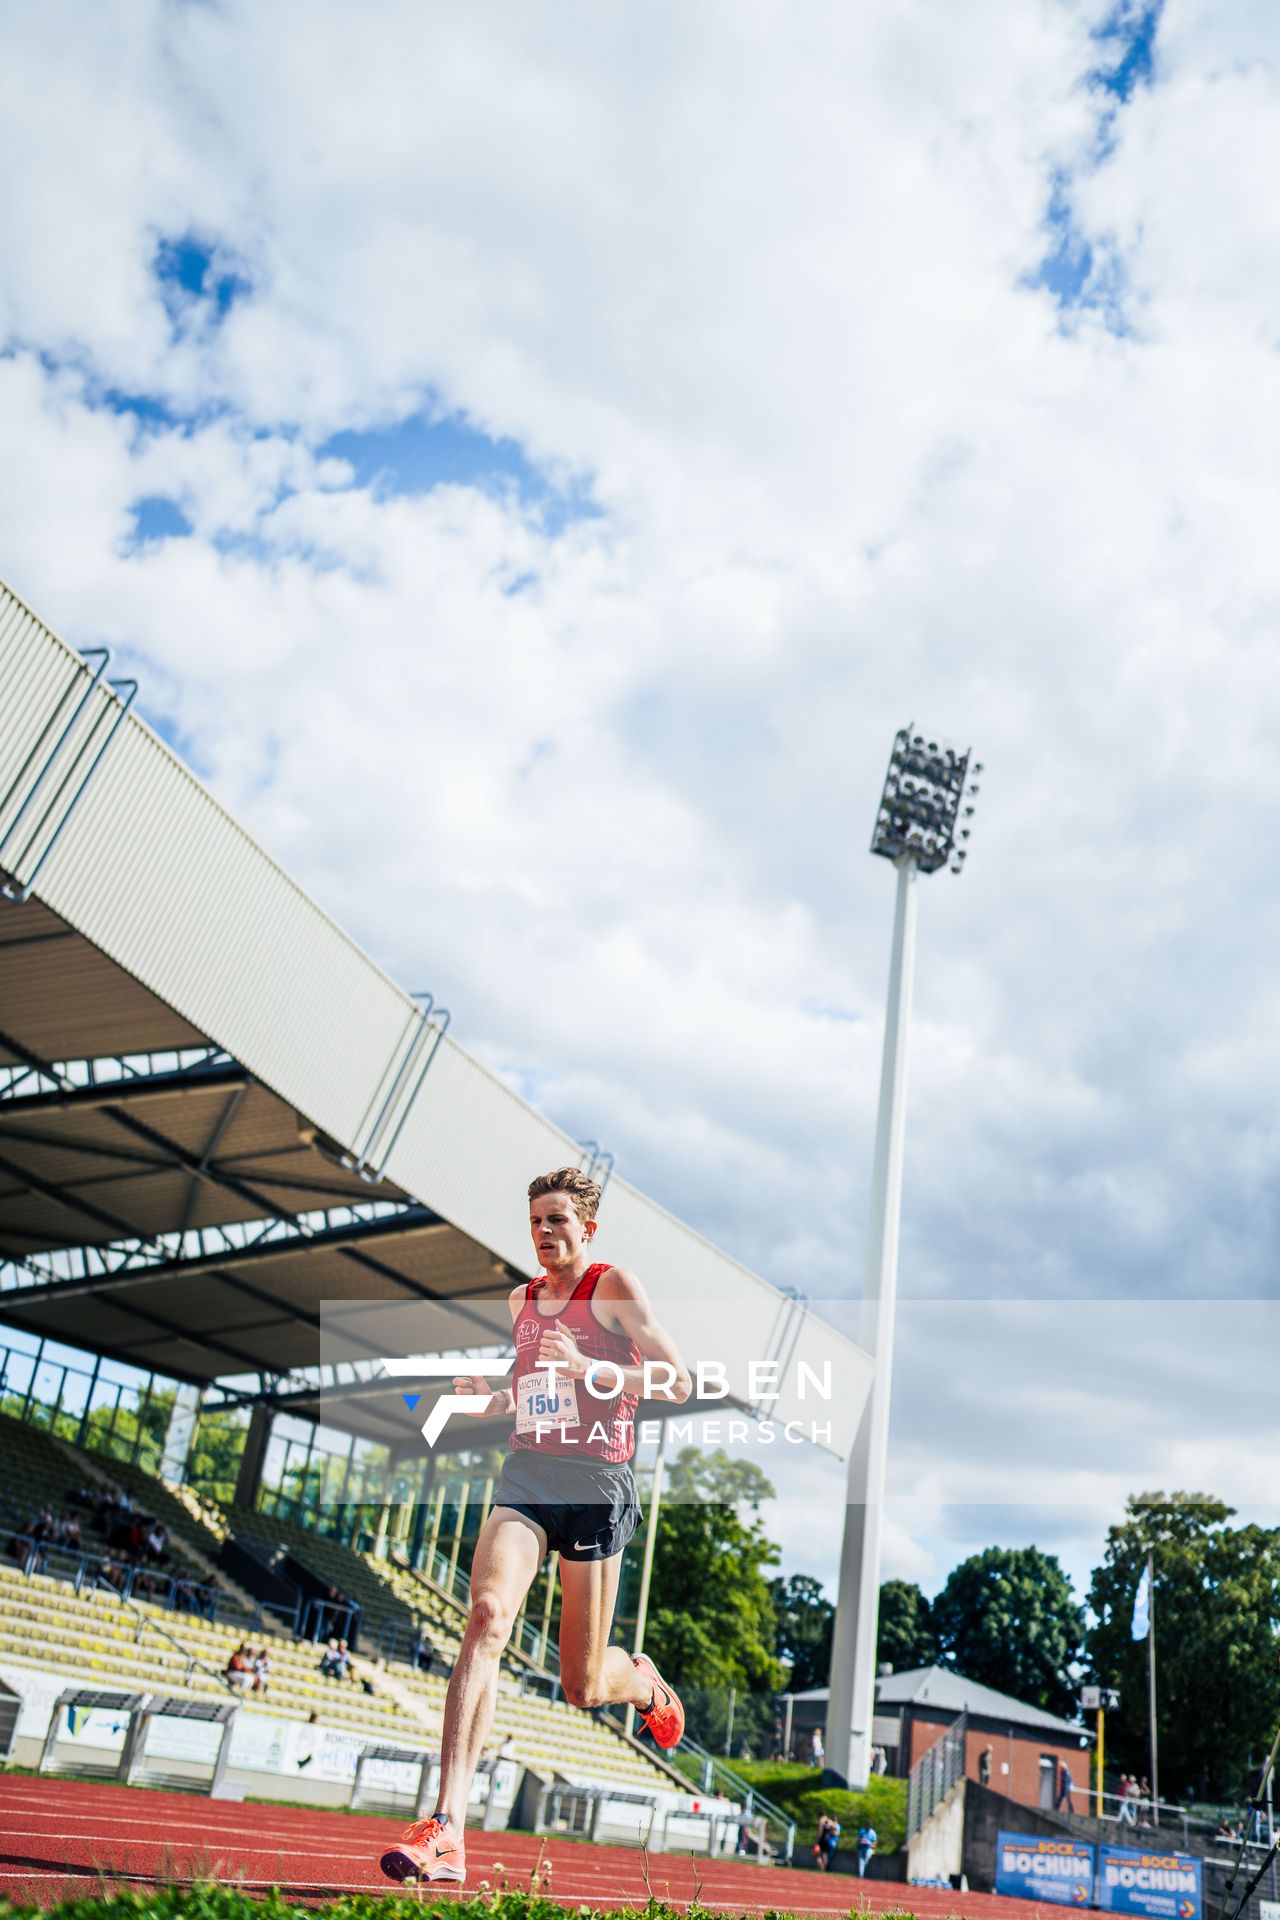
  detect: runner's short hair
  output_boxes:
[528,1167,602,1224]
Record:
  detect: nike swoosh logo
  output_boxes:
[573,1539,601,1551]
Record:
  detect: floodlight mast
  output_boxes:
[825,727,980,1789]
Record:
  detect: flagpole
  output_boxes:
[1147,1550,1159,1827]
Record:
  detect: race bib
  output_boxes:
[514,1367,582,1434]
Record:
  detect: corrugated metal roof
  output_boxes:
[788,1669,1084,1738]
[875,1666,1085,1737]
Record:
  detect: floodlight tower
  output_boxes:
[825,727,981,1788]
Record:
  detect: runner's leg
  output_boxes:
[434,1507,545,1826]
[557,1552,652,1709]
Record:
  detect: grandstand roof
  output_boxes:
[0,577,872,1455]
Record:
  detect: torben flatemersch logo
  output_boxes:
[383,1356,514,1446]
[383,1354,833,1451]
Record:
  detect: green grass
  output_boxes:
[0,1892,924,1920]
[719,1761,908,1854]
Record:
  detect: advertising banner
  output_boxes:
[1097,1844,1202,1920]
[996,1831,1096,1907]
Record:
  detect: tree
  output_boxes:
[645,1448,787,1753]
[187,1407,250,1505]
[770,1573,834,1691]
[1085,1493,1280,1799]
[877,1578,939,1673]
[78,1387,176,1471]
[932,1544,1084,1717]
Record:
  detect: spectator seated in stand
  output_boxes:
[27,1507,56,1545]
[223,1644,254,1693]
[98,1556,127,1593]
[252,1648,271,1695]
[318,1637,352,1680]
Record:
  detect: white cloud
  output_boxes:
[2,0,1279,1599]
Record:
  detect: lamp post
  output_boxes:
[825,727,981,1788]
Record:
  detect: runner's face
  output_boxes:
[530,1192,593,1271]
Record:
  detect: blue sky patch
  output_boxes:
[154,233,252,329]
[322,410,599,532]
[1092,0,1163,102]
[130,494,193,542]
[1024,3,1162,327]
[1030,175,1096,308]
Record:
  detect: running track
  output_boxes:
[0,1775,1044,1916]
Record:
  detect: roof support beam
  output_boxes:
[0,1059,248,1113]
[0,1145,158,1248]
[0,1276,276,1379]
[0,1121,174,1171]
[10,1205,445,1295]
[180,1080,247,1235]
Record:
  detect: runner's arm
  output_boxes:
[540,1267,691,1402]
[448,1284,524,1416]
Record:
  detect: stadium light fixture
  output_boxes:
[826,724,980,1790]
[870,726,981,875]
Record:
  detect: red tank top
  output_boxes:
[509,1263,640,1464]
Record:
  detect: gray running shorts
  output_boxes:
[494,1450,642,1562]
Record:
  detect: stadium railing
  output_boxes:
[675,1731,796,1862]
[2,1527,303,1637]
[906,1710,968,1838]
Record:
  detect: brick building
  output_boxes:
[783,1666,1093,1812]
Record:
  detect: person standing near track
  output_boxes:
[380,1167,692,1887]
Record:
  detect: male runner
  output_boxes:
[379,1166,692,1886]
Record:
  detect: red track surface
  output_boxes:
[0,1775,1042,1916]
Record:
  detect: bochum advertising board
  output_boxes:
[1096,1845,1202,1920]
[996,1835,1096,1907]
[995,1835,1203,1920]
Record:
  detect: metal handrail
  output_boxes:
[3,1521,294,1637]
[404,1540,555,1670]
[674,1731,797,1861]
[907,1710,968,1837]
[5,1527,222,1616]
[1,658,139,903]
[101,1577,235,1694]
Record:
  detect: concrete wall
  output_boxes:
[908,1776,966,1885]
[962,1777,1076,1891]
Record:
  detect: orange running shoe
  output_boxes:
[633,1652,685,1750]
[379,1813,466,1885]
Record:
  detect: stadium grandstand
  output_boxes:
[0,576,872,1835]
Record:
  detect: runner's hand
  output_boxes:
[453,1374,497,1412]
[537,1322,588,1377]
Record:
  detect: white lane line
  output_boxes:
[0,1814,380,1851]
[0,1832,386,1864]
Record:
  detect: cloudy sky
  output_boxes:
[3,0,1278,1618]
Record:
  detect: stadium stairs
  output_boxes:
[0,1418,681,1794]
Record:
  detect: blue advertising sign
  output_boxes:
[996,1832,1096,1907]
[1097,1844,1202,1920]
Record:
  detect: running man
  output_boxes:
[380,1166,692,1886]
